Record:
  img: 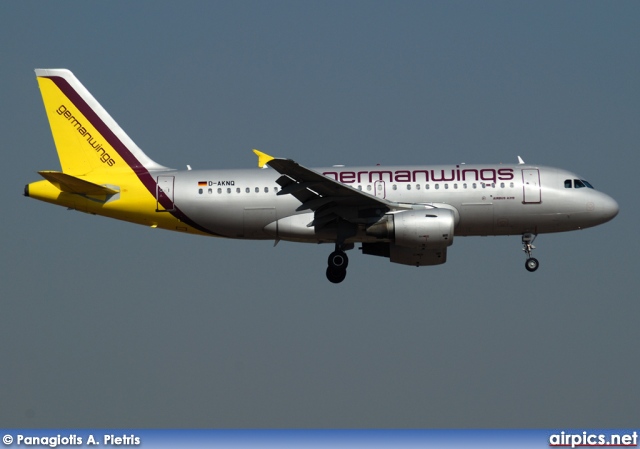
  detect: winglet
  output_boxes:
[517,156,525,165]
[253,149,275,168]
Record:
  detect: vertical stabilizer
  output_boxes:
[35,69,168,176]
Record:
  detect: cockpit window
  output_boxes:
[566,179,595,189]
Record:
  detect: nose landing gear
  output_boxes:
[522,233,539,272]
[326,245,349,284]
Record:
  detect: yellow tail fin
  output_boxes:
[35,69,166,176]
[26,69,213,237]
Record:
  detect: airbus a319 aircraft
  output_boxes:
[25,69,619,283]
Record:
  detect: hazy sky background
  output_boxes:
[1,1,638,428]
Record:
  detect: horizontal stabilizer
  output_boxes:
[38,171,119,195]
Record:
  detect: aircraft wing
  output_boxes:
[253,150,394,217]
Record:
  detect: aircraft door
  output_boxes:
[522,169,541,204]
[374,180,386,199]
[156,176,175,211]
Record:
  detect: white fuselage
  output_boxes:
[167,163,618,242]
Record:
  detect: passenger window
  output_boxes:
[472,183,477,189]
[444,184,449,189]
[227,188,231,194]
[208,188,213,194]
[198,188,203,194]
[393,185,397,190]
[236,188,241,193]
[264,187,269,193]
[274,187,279,192]
[358,185,362,191]
[217,188,222,194]
[454,183,458,189]
[407,184,411,190]
[500,182,504,188]
[246,187,250,193]
[426,184,430,190]
[367,185,372,191]
[255,187,259,193]
[416,184,421,190]
[574,179,586,188]
[435,184,440,190]
[564,179,572,188]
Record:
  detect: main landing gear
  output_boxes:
[522,233,539,272]
[326,245,349,284]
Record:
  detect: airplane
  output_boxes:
[25,69,619,283]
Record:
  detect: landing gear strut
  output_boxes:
[326,246,349,284]
[522,233,539,272]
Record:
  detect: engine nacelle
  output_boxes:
[366,209,455,249]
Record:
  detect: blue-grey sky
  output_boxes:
[1,1,638,428]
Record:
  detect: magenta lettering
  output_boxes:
[321,167,515,184]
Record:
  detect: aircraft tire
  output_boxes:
[328,250,349,269]
[326,266,347,284]
[525,258,539,272]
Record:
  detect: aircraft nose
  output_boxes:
[601,194,619,222]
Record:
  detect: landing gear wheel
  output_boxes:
[525,257,539,272]
[328,250,349,269]
[521,234,539,273]
[326,266,347,284]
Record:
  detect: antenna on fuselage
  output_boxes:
[517,156,525,165]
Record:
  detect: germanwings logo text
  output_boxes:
[323,166,515,184]
[56,104,116,166]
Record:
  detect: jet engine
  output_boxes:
[366,209,455,249]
